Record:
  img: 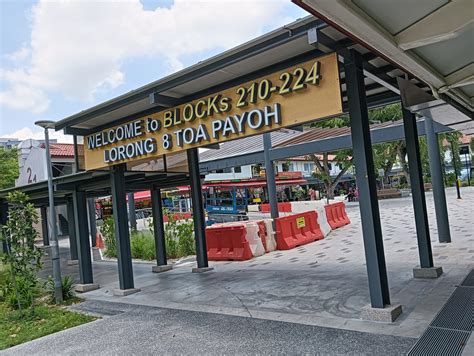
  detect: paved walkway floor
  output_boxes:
[33,187,473,353]
[3,300,416,355]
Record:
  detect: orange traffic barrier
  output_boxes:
[95,232,105,249]
[275,211,324,250]
[324,202,350,229]
[260,202,292,213]
[206,225,253,261]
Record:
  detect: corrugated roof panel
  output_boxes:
[199,129,304,162]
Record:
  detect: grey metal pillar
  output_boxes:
[425,116,451,243]
[66,199,78,261]
[111,164,135,290]
[402,108,434,268]
[346,50,390,308]
[87,198,97,247]
[40,206,50,246]
[72,190,94,284]
[151,187,167,266]
[187,148,209,269]
[263,133,279,219]
[127,193,137,231]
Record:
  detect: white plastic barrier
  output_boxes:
[247,204,260,212]
[290,200,325,213]
[316,206,331,237]
[243,222,265,257]
[262,219,277,252]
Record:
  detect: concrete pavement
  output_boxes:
[32,187,473,353]
[3,300,416,355]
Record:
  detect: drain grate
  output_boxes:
[461,269,474,287]
[430,287,474,331]
[408,328,470,356]
[408,270,474,355]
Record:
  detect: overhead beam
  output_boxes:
[395,0,474,50]
[440,63,474,90]
[149,93,180,107]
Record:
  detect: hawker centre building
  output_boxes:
[1,3,472,335]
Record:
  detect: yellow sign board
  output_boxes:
[296,216,306,228]
[84,52,342,170]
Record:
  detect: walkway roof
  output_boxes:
[198,119,451,172]
[53,16,431,136]
[294,0,474,134]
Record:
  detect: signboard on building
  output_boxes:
[16,146,47,186]
[84,52,342,170]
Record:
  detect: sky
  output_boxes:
[0,0,308,143]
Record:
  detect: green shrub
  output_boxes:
[103,209,195,261]
[163,211,195,259]
[1,191,43,314]
[130,231,155,261]
[101,217,116,258]
[46,275,75,302]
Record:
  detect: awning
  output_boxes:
[203,179,307,188]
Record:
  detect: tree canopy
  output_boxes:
[0,148,19,190]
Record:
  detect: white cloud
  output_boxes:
[6,126,74,144]
[0,0,291,113]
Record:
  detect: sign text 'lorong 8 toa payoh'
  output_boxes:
[84,52,342,170]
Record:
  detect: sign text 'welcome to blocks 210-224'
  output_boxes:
[84,52,342,170]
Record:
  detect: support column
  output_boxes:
[264,133,279,219]
[40,206,49,246]
[66,198,79,264]
[111,165,139,295]
[187,148,212,273]
[425,116,451,243]
[403,109,442,279]
[72,190,99,292]
[127,193,137,231]
[151,187,171,273]
[346,50,400,321]
[87,198,97,247]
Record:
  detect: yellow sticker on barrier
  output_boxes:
[296,217,306,228]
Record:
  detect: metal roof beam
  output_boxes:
[395,0,473,50]
[149,93,180,107]
[268,120,450,161]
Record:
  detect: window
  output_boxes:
[328,163,332,170]
[234,166,242,173]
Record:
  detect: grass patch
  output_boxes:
[0,302,97,350]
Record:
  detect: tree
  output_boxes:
[1,191,43,314]
[308,151,353,199]
[0,148,19,189]
[307,117,353,199]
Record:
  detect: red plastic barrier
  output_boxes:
[324,202,350,229]
[205,225,253,261]
[275,211,324,250]
[260,202,292,213]
[163,212,192,222]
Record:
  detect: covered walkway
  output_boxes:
[40,187,473,338]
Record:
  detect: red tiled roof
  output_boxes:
[40,143,83,158]
[442,135,471,147]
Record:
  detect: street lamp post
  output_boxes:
[35,120,63,303]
